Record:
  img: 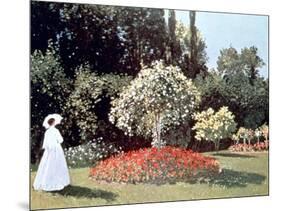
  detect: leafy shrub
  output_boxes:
[89,146,220,184]
[31,41,71,104]
[192,106,237,152]
[64,137,123,168]
[65,65,133,142]
[31,41,73,153]
[163,122,192,148]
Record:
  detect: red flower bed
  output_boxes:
[229,141,269,152]
[89,146,220,184]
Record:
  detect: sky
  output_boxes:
[170,10,269,78]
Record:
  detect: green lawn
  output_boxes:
[30,151,269,210]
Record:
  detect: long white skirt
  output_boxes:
[33,145,70,191]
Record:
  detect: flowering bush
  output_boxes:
[64,137,123,168]
[246,129,254,145]
[236,127,248,145]
[235,128,254,145]
[229,124,269,152]
[109,60,201,148]
[89,146,220,184]
[234,125,269,151]
[254,128,262,144]
[232,133,240,145]
[192,106,237,152]
[229,141,269,152]
[260,124,269,141]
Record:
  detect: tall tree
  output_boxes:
[189,12,197,68]
[31,2,127,77]
[116,7,168,75]
[240,46,265,85]
[195,69,269,129]
[56,4,127,77]
[31,2,63,52]
[189,11,199,78]
[166,11,208,79]
[217,46,242,77]
[167,10,181,64]
[142,8,168,64]
[217,46,265,83]
[175,20,208,77]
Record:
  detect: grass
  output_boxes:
[30,150,268,210]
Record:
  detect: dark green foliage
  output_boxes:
[31,2,127,77]
[187,11,208,78]
[31,2,62,52]
[31,1,168,77]
[115,7,168,74]
[30,1,168,163]
[31,44,133,161]
[240,46,265,84]
[195,71,268,129]
[213,45,268,128]
[65,64,133,142]
[31,42,72,162]
[167,10,181,64]
[172,11,208,78]
[217,46,265,84]
[189,11,197,77]
[217,47,241,76]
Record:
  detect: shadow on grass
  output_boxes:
[52,185,118,202]
[199,169,266,188]
[212,152,256,158]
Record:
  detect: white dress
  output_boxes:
[33,125,70,191]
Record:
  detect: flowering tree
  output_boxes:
[246,129,254,145]
[232,134,239,145]
[255,128,262,144]
[236,127,248,146]
[109,61,201,148]
[192,106,237,153]
[237,127,254,145]
[260,124,269,142]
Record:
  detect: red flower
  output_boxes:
[89,146,220,184]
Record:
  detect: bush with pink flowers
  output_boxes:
[229,141,269,152]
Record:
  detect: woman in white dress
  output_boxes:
[33,114,71,191]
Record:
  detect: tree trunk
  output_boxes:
[214,139,220,154]
[243,138,246,151]
[152,112,165,148]
[185,122,191,147]
[189,11,198,78]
